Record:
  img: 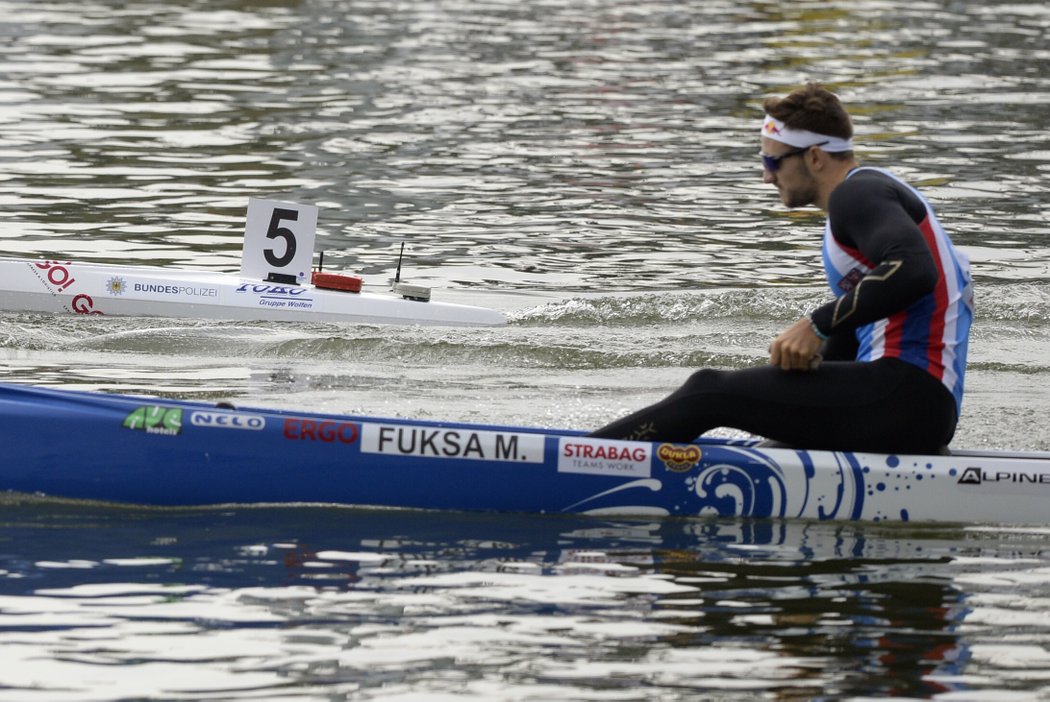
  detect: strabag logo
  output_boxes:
[558,438,650,479]
[123,406,182,436]
[958,467,1050,486]
[190,411,266,431]
[361,424,545,463]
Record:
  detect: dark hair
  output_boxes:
[762,83,853,140]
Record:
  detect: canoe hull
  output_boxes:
[3,383,1048,524]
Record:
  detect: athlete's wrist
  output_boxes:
[809,317,829,341]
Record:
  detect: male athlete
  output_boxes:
[591,84,973,454]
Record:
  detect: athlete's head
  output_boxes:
[760,84,857,209]
[762,83,853,145]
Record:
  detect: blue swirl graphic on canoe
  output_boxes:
[684,446,867,520]
[562,444,870,520]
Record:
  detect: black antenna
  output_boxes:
[394,242,405,283]
[318,250,324,272]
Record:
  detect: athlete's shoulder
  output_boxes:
[829,168,924,221]
[830,168,896,200]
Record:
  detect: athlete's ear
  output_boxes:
[807,147,827,171]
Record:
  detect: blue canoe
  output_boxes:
[3,382,1048,524]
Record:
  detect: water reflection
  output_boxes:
[5,502,1049,699]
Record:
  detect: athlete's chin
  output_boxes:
[779,189,814,209]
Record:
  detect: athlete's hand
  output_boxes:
[769,318,824,371]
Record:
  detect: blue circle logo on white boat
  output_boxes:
[107,276,127,296]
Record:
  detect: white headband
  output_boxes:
[762,115,853,152]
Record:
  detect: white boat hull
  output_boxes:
[0,258,506,326]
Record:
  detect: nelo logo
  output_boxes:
[284,418,359,444]
[190,411,265,431]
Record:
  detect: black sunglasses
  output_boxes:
[761,141,828,172]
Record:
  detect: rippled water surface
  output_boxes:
[2,0,1050,699]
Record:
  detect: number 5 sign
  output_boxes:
[240,198,318,283]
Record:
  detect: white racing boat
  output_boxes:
[0,258,506,326]
[0,198,506,327]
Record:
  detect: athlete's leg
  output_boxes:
[590,358,956,453]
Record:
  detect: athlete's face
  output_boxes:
[761,137,818,208]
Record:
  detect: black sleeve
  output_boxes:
[820,329,859,362]
[810,171,940,336]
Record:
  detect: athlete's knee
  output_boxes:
[677,368,729,395]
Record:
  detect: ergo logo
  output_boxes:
[284,418,359,444]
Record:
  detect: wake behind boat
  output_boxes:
[0,257,506,326]
[2,382,1048,524]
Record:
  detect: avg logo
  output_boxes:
[123,405,182,436]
